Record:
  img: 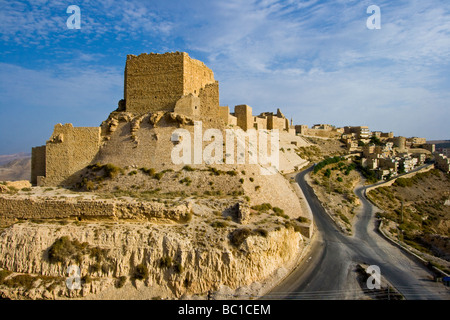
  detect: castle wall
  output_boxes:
[254,116,267,130]
[0,196,191,224]
[31,146,46,185]
[182,54,215,96]
[219,106,231,124]
[174,94,200,117]
[235,105,253,131]
[268,114,286,130]
[44,124,101,186]
[228,114,237,126]
[124,53,185,114]
[199,81,222,127]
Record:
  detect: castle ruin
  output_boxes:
[31,52,293,186]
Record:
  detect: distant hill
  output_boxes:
[0,152,30,166]
[0,154,31,181]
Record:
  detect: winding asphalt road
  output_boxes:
[265,166,449,300]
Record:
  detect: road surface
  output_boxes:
[266,166,449,300]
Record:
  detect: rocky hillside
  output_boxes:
[0,156,31,181]
[0,198,305,300]
[368,169,450,270]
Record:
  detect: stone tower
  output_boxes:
[124,52,217,115]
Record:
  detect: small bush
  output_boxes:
[153,172,164,180]
[128,170,137,176]
[21,187,32,192]
[115,276,127,288]
[103,163,123,178]
[297,217,310,224]
[133,263,149,280]
[272,207,284,215]
[159,257,172,268]
[182,165,195,171]
[229,228,253,247]
[249,177,254,182]
[82,275,92,284]
[211,221,229,228]
[140,167,156,176]
[253,228,268,238]
[394,178,413,188]
[174,262,184,274]
[208,167,221,176]
[3,274,36,290]
[47,236,89,264]
[285,221,302,233]
[0,269,12,283]
[179,177,192,185]
[251,203,272,212]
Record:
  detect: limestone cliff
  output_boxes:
[0,218,302,300]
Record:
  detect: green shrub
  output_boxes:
[128,170,137,176]
[174,262,184,274]
[140,167,156,176]
[0,269,12,284]
[253,228,268,238]
[21,187,32,192]
[297,217,310,224]
[47,236,89,264]
[103,164,123,178]
[154,172,164,180]
[82,275,92,284]
[89,262,101,273]
[133,263,149,280]
[285,221,302,233]
[272,207,284,215]
[179,177,192,185]
[211,221,229,228]
[229,228,253,247]
[394,178,413,188]
[115,276,127,288]
[182,165,195,171]
[159,256,172,268]
[249,177,254,182]
[251,203,272,212]
[3,274,36,290]
[208,167,221,176]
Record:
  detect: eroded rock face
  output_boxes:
[0,221,302,300]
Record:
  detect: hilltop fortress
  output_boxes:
[31,52,294,187]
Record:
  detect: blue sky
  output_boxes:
[0,0,449,155]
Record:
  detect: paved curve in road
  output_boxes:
[266,166,449,300]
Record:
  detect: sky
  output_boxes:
[0,0,449,155]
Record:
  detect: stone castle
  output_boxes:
[31,52,293,186]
